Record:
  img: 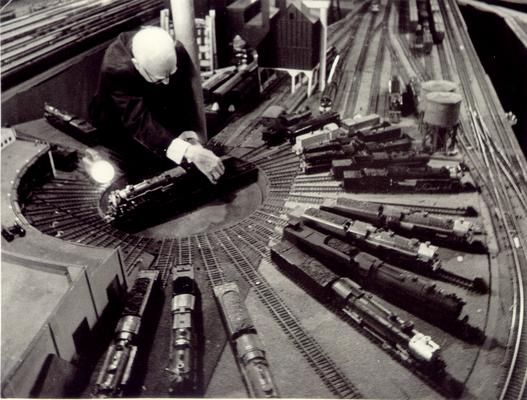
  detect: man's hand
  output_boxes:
[178,130,201,146]
[184,144,225,184]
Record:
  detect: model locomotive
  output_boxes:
[323,197,487,252]
[271,240,444,371]
[282,220,465,321]
[166,264,199,395]
[103,157,258,227]
[94,270,159,397]
[214,282,280,397]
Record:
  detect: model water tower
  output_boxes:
[418,80,458,116]
[422,91,462,153]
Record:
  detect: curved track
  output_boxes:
[439,1,527,398]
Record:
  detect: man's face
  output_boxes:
[132,54,178,85]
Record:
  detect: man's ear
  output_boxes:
[131,58,140,71]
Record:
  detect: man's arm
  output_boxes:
[108,81,176,159]
[174,42,206,143]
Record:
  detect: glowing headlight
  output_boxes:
[89,160,115,184]
[82,149,116,184]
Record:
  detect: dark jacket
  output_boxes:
[90,31,201,160]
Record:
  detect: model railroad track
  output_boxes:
[460,113,527,400]
[21,177,153,274]
[217,81,291,148]
[1,0,164,85]
[195,234,227,287]
[424,46,435,80]
[436,269,486,293]
[211,230,362,398]
[367,0,392,115]
[285,194,326,205]
[194,228,363,398]
[239,142,290,162]
[447,2,527,194]
[386,34,411,84]
[250,149,297,166]
[444,1,527,204]
[329,6,372,113]
[291,185,343,194]
[392,9,429,83]
[227,225,269,258]
[339,11,379,117]
[436,42,452,81]
[440,0,527,199]
[295,174,335,183]
[150,238,180,286]
[398,34,428,81]
[328,1,370,50]
[439,1,527,398]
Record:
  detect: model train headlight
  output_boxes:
[82,149,116,184]
[408,333,440,363]
[89,160,115,183]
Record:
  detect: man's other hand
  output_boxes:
[184,144,225,184]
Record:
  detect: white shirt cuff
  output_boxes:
[166,138,191,164]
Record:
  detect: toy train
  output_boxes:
[166,264,198,395]
[298,208,442,274]
[341,167,476,193]
[213,282,279,398]
[409,0,444,51]
[94,270,159,397]
[103,157,258,227]
[281,220,465,321]
[202,62,261,112]
[319,47,342,112]
[261,107,312,145]
[296,117,416,174]
[331,150,431,179]
[44,103,99,145]
[319,51,342,113]
[388,75,403,123]
[271,240,444,371]
[262,110,340,145]
[323,197,487,252]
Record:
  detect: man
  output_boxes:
[90,26,224,183]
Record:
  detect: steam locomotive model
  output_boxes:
[103,157,258,226]
[213,282,279,398]
[388,75,403,123]
[261,107,312,145]
[319,53,342,113]
[270,240,444,371]
[318,47,342,113]
[298,208,442,274]
[323,197,487,252]
[209,61,260,112]
[286,111,341,144]
[166,264,198,395]
[341,167,476,193]
[282,220,465,321]
[331,150,431,179]
[94,270,159,397]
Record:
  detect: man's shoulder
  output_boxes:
[102,31,136,76]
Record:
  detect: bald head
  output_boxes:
[131,27,177,84]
